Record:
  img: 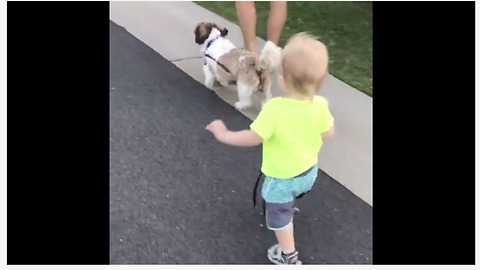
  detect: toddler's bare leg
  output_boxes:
[274,223,296,254]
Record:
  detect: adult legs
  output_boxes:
[267,1,287,45]
[236,1,258,53]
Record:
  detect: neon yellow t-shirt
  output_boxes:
[250,96,334,179]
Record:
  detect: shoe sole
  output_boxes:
[267,245,302,265]
[268,255,302,265]
[267,254,284,265]
[267,245,283,265]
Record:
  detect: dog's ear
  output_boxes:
[212,23,228,37]
[194,24,206,45]
[194,22,213,45]
[219,27,228,37]
[195,22,227,44]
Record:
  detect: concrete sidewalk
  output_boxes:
[110,1,372,206]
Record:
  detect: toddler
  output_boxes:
[206,33,334,265]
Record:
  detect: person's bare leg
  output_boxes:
[274,223,296,254]
[236,1,258,53]
[267,1,287,44]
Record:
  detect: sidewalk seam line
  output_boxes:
[170,56,203,63]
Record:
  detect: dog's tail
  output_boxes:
[249,41,281,92]
[237,42,282,92]
[237,41,281,74]
[259,41,282,73]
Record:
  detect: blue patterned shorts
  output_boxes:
[262,165,318,230]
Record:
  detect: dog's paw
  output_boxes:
[235,101,250,110]
[204,80,214,88]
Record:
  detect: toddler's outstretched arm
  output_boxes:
[206,119,263,147]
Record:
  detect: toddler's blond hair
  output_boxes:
[281,33,329,97]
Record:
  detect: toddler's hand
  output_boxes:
[206,120,228,138]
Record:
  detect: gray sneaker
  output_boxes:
[267,244,302,265]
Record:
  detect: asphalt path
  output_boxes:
[109,21,372,264]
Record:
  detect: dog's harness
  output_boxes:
[252,165,316,215]
[204,37,266,91]
[203,36,232,74]
[256,67,265,92]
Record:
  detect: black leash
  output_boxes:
[253,171,264,208]
[252,171,266,215]
[204,53,232,74]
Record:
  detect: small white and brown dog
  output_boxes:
[194,21,282,110]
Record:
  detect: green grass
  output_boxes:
[194,1,372,96]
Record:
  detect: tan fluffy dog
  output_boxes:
[194,21,281,109]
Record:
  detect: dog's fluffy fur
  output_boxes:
[194,21,281,109]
